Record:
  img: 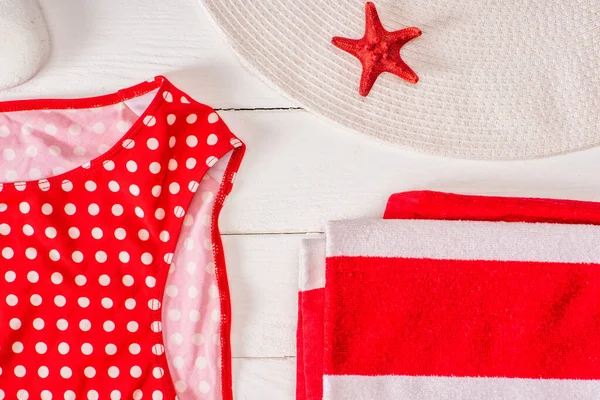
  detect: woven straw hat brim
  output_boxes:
[201,0,600,160]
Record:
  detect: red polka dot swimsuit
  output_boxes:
[0,77,244,400]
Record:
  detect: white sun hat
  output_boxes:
[200,0,600,160]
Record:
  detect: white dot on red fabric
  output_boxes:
[72,251,83,263]
[129,184,140,196]
[27,270,39,282]
[0,224,9,235]
[109,180,120,192]
[14,365,26,377]
[29,294,42,307]
[127,321,139,332]
[114,228,126,240]
[130,343,141,356]
[19,202,30,214]
[168,159,178,171]
[186,114,197,124]
[135,207,144,218]
[174,206,185,218]
[152,185,162,197]
[64,203,76,215]
[36,342,47,354]
[68,227,80,239]
[167,114,176,125]
[2,247,14,259]
[112,204,124,216]
[65,391,76,400]
[169,182,180,194]
[143,115,157,127]
[125,298,136,310]
[42,203,53,215]
[103,320,115,330]
[122,138,135,149]
[55,295,66,307]
[49,249,61,261]
[80,320,91,333]
[88,203,100,215]
[9,318,21,329]
[169,136,176,148]
[108,366,120,379]
[152,344,164,355]
[147,138,159,150]
[141,253,153,265]
[78,297,90,308]
[38,366,49,378]
[104,160,115,171]
[119,251,130,263]
[99,274,110,286]
[92,227,103,239]
[100,297,114,310]
[155,208,165,220]
[206,156,219,167]
[186,135,198,147]
[6,294,18,306]
[149,162,161,174]
[126,160,138,172]
[96,251,108,263]
[105,344,117,355]
[207,134,218,145]
[152,367,164,379]
[60,366,72,378]
[81,342,93,353]
[185,157,197,169]
[12,342,24,353]
[85,180,97,191]
[189,181,200,193]
[33,318,44,329]
[208,112,219,123]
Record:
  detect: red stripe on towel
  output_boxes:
[325,256,600,379]
[385,191,600,224]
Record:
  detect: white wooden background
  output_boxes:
[5,0,600,398]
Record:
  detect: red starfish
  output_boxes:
[332,2,422,96]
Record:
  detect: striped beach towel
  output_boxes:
[297,191,600,400]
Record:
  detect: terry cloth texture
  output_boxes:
[0,0,50,90]
[297,191,600,400]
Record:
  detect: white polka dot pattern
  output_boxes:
[0,77,244,400]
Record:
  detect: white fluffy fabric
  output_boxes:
[0,0,50,90]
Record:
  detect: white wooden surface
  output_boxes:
[5,0,600,398]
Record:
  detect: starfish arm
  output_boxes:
[332,36,363,58]
[385,58,419,84]
[389,27,422,43]
[359,63,379,97]
[364,1,386,42]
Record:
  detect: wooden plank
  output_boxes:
[219,109,600,234]
[233,357,296,400]
[226,234,300,358]
[0,0,294,109]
